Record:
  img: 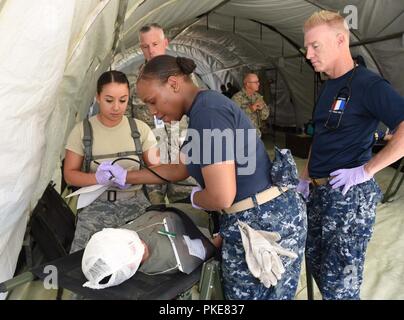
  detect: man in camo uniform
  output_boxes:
[127,23,197,203]
[232,73,270,138]
[297,11,404,299]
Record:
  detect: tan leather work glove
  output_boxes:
[238,220,298,288]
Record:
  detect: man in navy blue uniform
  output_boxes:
[297,10,404,299]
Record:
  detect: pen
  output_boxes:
[108,170,115,181]
[158,229,176,238]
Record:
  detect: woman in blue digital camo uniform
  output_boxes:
[101,55,307,300]
[297,11,404,299]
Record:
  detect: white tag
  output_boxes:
[66,184,109,209]
[183,235,206,260]
[154,115,165,129]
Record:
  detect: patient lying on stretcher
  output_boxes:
[81,206,219,289]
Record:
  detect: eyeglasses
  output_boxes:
[324,63,357,130]
[247,81,260,84]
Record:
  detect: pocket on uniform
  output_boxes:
[270,146,299,188]
[369,179,383,204]
[347,190,377,239]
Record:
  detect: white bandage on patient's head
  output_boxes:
[81,228,144,289]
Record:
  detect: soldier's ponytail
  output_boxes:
[138,55,196,83]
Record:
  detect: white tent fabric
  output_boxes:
[0,0,403,299]
[0,0,76,298]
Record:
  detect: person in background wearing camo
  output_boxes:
[64,71,159,252]
[232,73,270,138]
[128,23,198,203]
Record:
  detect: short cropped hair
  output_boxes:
[139,23,164,34]
[304,10,349,34]
[243,73,257,82]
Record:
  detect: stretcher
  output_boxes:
[1,250,223,300]
[0,184,224,300]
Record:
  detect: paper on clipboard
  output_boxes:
[65,184,108,209]
[183,235,206,260]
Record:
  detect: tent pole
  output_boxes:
[350,32,404,47]
[273,68,278,143]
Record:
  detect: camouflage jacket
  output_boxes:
[125,62,152,125]
[232,89,270,135]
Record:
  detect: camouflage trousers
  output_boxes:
[220,189,307,300]
[165,177,197,203]
[70,191,150,253]
[306,179,382,300]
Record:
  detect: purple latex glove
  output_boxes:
[330,165,372,195]
[297,178,310,200]
[107,163,128,188]
[95,161,114,185]
[191,186,204,209]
